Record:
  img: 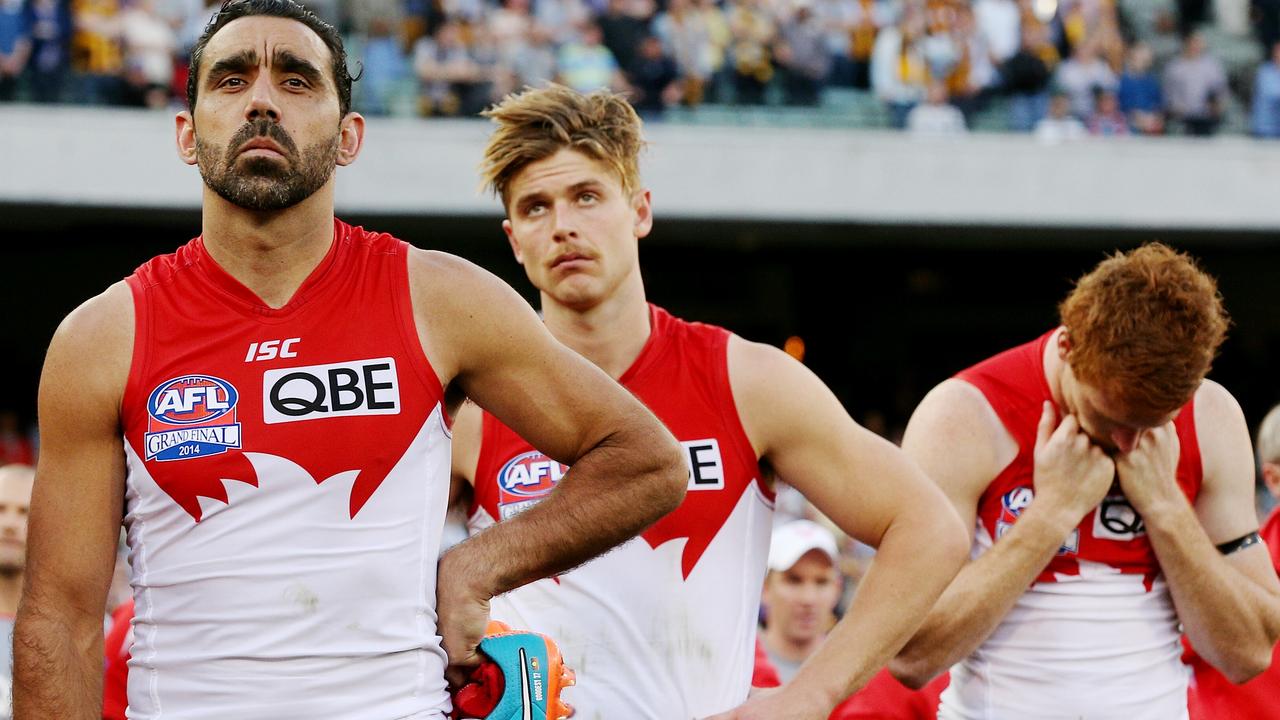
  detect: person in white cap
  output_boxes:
[760,520,843,682]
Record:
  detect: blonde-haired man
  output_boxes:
[450,83,969,720]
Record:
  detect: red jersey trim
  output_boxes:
[388,241,446,415]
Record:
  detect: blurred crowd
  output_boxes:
[5,0,1280,134]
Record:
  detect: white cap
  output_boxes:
[768,520,838,572]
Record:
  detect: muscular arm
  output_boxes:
[890,381,1113,689]
[410,251,686,667]
[1141,381,1280,683]
[722,340,969,716]
[14,284,132,719]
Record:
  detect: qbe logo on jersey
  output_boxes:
[495,451,567,520]
[144,375,242,462]
[262,357,400,424]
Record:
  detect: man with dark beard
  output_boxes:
[12,2,688,718]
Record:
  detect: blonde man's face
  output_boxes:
[502,148,652,311]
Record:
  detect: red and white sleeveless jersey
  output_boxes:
[468,305,774,720]
[940,331,1202,720]
[120,220,451,720]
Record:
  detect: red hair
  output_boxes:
[1059,243,1228,416]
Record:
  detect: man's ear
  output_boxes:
[503,219,524,265]
[336,112,365,166]
[176,111,198,166]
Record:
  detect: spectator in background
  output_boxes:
[1253,0,1280,56]
[0,414,33,467]
[1035,89,1087,140]
[871,4,929,127]
[1252,41,1280,136]
[653,0,716,104]
[695,0,733,100]
[1001,23,1055,131]
[627,33,681,116]
[599,0,650,75]
[846,0,884,89]
[949,5,998,119]
[907,78,968,134]
[357,15,408,116]
[975,0,1020,66]
[726,0,776,104]
[776,0,831,105]
[534,0,590,44]
[71,0,124,105]
[1054,38,1116,117]
[414,19,496,116]
[0,464,35,720]
[23,0,71,103]
[1163,30,1226,136]
[557,19,626,92]
[119,0,177,108]
[1182,403,1280,719]
[0,0,30,101]
[1086,86,1129,134]
[1118,42,1163,134]
[759,520,843,683]
[811,0,855,87]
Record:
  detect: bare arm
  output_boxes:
[409,250,686,671]
[890,380,1115,688]
[710,339,970,719]
[1128,381,1280,683]
[447,400,482,507]
[14,283,132,719]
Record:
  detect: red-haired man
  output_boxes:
[891,244,1280,719]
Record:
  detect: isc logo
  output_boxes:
[262,357,400,424]
[245,338,300,362]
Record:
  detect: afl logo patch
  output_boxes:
[144,375,242,462]
[496,451,568,520]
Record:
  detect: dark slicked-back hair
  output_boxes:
[187,0,356,117]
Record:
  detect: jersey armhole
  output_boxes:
[1180,393,1204,498]
[718,332,774,503]
[121,275,150,428]
[391,243,448,415]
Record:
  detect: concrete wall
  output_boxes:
[5,104,1280,230]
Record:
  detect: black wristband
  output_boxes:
[1216,531,1262,555]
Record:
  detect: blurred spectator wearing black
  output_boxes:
[1001,24,1056,131]
[1162,30,1226,135]
[627,33,681,116]
[599,0,650,73]
[0,0,30,101]
[1251,41,1280,136]
[1086,86,1129,134]
[726,0,776,104]
[1118,42,1163,134]
[775,0,830,105]
[1253,0,1280,56]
